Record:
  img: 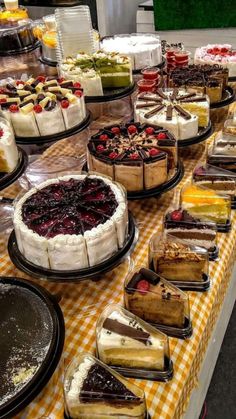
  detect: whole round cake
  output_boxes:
[194,44,236,78]
[14,174,128,270]
[0,76,86,137]
[87,122,177,192]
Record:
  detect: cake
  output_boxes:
[193,163,236,196]
[0,0,28,26]
[13,174,128,270]
[164,208,217,251]
[64,353,147,419]
[224,115,236,136]
[181,183,231,224]
[124,267,187,328]
[100,34,162,71]
[0,119,18,173]
[194,44,236,78]
[134,88,210,140]
[96,304,168,370]
[169,64,229,103]
[0,77,86,137]
[87,122,177,192]
[207,132,236,172]
[60,51,133,96]
[149,233,208,282]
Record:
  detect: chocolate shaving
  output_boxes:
[166,105,173,121]
[174,105,192,120]
[103,318,151,345]
[144,104,165,119]
[138,95,163,103]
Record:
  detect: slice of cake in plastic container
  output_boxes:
[96,304,170,371]
[207,131,236,172]
[193,163,236,197]
[64,353,147,419]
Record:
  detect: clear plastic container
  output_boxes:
[0,197,13,254]
[207,132,236,172]
[149,232,209,283]
[124,266,190,329]
[96,304,170,371]
[64,353,147,419]
[192,162,236,197]
[180,182,231,225]
[223,118,236,136]
[164,205,217,253]
[0,19,36,53]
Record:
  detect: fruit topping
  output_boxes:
[16,80,25,86]
[149,148,160,157]
[128,125,137,134]
[74,90,83,97]
[171,210,183,222]
[9,104,19,113]
[61,99,70,109]
[109,151,118,159]
[145,127,155,135]
[0,98,7,104]
[157,132,167,140]
[33,104,43,113]
[0,128,3,137]
[130,153,139,160]
[97,144,105,152]
[111,126,121,135]
[73,82,82,88]
[99,134,109,141]
[137,279,150,294]
[37,75,46,83]
[58,77,65,83]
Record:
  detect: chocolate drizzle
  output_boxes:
[103,318,151,345]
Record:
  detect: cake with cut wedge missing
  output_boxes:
[124,267,187,327]
[64,353,147,419]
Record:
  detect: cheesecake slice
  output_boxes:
[125,267,187,328]
[149,233,209,282]
[193,163,236,196]
[64,353,147,419]
[96,304,168,370]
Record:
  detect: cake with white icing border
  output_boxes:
[0,119,18,173]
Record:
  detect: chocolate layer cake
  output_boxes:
[96,304,168,370]
[64,354,146,418]
[208,135,236,172]
[125,267,187,327]
[193,164,236,196]
[87,122,177,192]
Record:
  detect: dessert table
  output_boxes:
[0,99,236,419]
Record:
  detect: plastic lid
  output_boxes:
[193,162,236,179]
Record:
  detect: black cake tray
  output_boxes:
[100,355,173,382]
[0,276,64,419]
[8,212,138,282]
[39,55,57,67]
[178,121,213,147]
[216,219,231,233]
[229,76,236,82]
[210,86,235,109]
[0,40,41,57]
[0,147,28,192]
[209,246,219,261]
[150,317,193,340]
[15,111,91,145]
[85,82,136,103]
[231,196,236,210]
[83,160,184,201]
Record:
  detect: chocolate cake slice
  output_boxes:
[193,163,236,196]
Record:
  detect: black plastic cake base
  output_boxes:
[151,317,193,340]
[0,147,28,192]
[229,76,236,82]
[38,55,57,67]
[231,196,236,210]
[178,121,213,147]
[0,41,41,57]
[209,246,219,261]
[85,82,136,103]
[210,86,235,109]
[216,219,231,233]
[8,212,138,283]
[98,356,173,382]
[65,413,151,419]
[83,160,184,200]
[15,111,91,145]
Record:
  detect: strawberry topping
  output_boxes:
[99,134,109,141]
[145,127,155,135]
[111,126,121,135]
[109,151,118,159]
[0,98,7,104]
[128,125,137,134]
[61,100,70,109]
[37,75,46,83]
[171,210,183,222]
[16,80,25,86]
[97,144,105,152]
[33,104,43,113]
[73,82,82,88]
[137,279,150,294]
[130,153,139,160]
[9,104,19,113]
[0,128,3,137]
[58,77,65,83]
[149,148,160,156]
[74,90,83,97]
[157,132,167,140]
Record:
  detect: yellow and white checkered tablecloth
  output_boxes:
[1,101,236,419]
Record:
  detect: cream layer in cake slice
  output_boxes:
[96,305,167,370]
[35,106,65,136]
[0,121,18,172]
[10,110,40,137]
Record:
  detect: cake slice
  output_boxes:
[193,163,236,196]
[164,207,217,251]
[149,233,209,282]
[124,267,188,328]
[181,183,231,224]
[96,304,168,370]
[64,353,147,419]
[0,120,18,173]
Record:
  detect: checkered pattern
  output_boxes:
[1,100,235,419]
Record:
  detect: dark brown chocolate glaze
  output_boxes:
[165,209,215,230]
[103,318,151,345]
[80,363,141,404]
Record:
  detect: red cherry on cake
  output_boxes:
[61,99,70,109]
[74,90,83,97]
[0,98,7,104]
[33,104,43,113]
[58,77,65,83]
[128,125,137,134]
[109,151,118,159]
[0,128,3,137]
[157,132,167,140]
[130,153,139,160]
[97,144,105,152]
[99,134,109,141]
[145,127,155,135]
[221,47,229,53]
[16,80,25,86]
[207,48,213,54]
[9,104,19,113]
[111,126,120,135]
[73,82,81,88]
[171,210,183,222]
[213,47,220,54]
[149,148,160,156]
[37,75,46,83]
[137,279,150,294]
